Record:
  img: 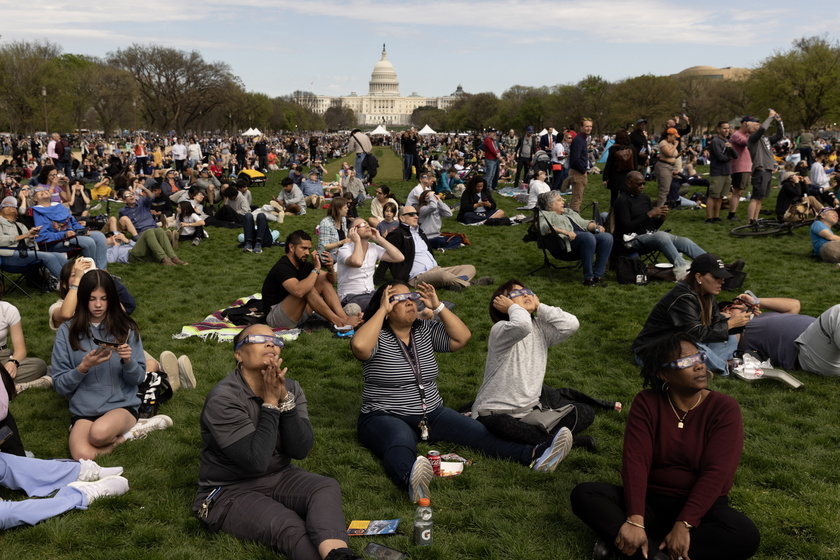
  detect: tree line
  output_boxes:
[0,36,837,136]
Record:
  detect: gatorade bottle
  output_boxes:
[413,498,433,546]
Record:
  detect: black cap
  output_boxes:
[688,253,732,279]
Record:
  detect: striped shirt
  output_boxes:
[360,321,451,416]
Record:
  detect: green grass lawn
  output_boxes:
[2,147,839,559]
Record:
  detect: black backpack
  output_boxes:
[615,256,648,285]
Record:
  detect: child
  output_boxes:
[176,200,207,246]
[376,201,399,236]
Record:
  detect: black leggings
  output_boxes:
[570,482,760,560]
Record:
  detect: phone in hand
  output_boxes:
[93,337,121,349]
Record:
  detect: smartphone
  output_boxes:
[93,337,121,349]
[362,542,406,560]
[0,425,14,445]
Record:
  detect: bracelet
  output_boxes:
[625,519,645,530]
[680,520,694,530]
[69,285,79,291]
[8,358,20,367]
[432,303,445,315]
[277,392,296,412]
[261,402,281,412]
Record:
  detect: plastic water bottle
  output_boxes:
[413,498,433,546]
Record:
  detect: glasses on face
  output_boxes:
[235,334,285,351]
[507,288,534,299]
[402,212,418,217]
[662,352,707,370]
[389,292,422,303]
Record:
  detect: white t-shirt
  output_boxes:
[406,184,428,208]
[178,213,203,236]
[527,180,550,209]
[335,242,386,301]
[0,301,21,347]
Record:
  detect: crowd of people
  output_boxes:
[0,119,838,560]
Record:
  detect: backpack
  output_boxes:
[615,256,648,285]
[614,146,635,172]
[362,153,379,179]
[136,371,173,418]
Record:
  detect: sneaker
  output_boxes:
[583,278,597,287]
[123,414,173,441]
[726,259,746,272]
[161,257,177,266]
[68,475,129,505]
[171,257,189,266]
[159,351,180,391]
[436,248,446,253]
[704,218,714,224]
[15,375,53,393]
[243,242,253,253]
[178,355,196,389]
[90,203,102,211]
[727,214,738,221]
[531,426,572,472]
[77,459,124,482]
[408,456,434,503]
[572,435,597,453]
[254,242,262,254]
[192,237,201,246]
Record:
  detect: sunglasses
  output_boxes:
[389,292,422,303]
[402,212,418,217]
[234,334,285,351]
[662,352,707,370]
[507,288,534,299]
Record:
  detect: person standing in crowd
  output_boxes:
[728,117,755,221]
[483,129,504,190]
[514,126,538,187]
[706,122,738,224]
[746,110,784,224]
[568,119,592,212]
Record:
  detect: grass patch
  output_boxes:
[3,148,839,559]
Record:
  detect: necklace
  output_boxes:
[667,391,704,429]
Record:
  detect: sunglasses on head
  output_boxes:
[389,292,422,303]
[235,334,285,351]
[507,288,534,299]
[662,352,707,370]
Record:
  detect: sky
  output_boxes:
[3,0,839,100]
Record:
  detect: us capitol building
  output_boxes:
[297,45,466,127]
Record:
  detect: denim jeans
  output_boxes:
[633,231,705,269]
[243,213,273,246]
[427,235,462,250]
[357,407,534,488]
[354,153,365,179]
[484,159,499,190]
[48,230,108,270]
[403,154,417,181]
[1,250,66,278]
[552,231,613,281]
[699,335,739,376]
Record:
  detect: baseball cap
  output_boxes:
[688,253,732,279]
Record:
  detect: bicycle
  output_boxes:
[729,217,814,237]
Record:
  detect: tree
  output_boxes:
[611,75,680,133]
[446,92,500,131]
[410,106,445,130]
[108,44,241,134]
[0,40,62,133]
[78,60,138,135]
[747,36,840,129]
[324,104,357,130]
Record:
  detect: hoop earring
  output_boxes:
[236,361,243,371]
[661,381,670,393]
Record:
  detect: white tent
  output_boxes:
[369,124,389,135]
[418,124,437,135]
[242,128,262,136]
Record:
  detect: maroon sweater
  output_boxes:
[621,390,743,527]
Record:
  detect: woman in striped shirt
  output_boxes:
[351,281,574,503]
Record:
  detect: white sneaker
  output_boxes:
[158,351,180,391]
[178,355,196,389]
[674,266,689,281]
[124,415,173,441]
[69,475,129,504]
[408,456,433,503]
[531,427,573,473]
[77,459,124,482]
[15,375,53,393]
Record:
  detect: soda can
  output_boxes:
[427,450,441,476]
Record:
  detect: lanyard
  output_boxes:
[395,328,430,440]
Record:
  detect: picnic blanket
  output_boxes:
[173,293,300,343]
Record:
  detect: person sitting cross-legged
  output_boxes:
[613,171,706,280]
[262,230,363,330]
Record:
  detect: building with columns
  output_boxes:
[298,45,466,127]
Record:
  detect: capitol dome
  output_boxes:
[369,44,400,97]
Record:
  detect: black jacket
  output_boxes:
[374,222,430,284]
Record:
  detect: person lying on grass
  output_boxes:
[51,269,172,460]
[351,280,576,504]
